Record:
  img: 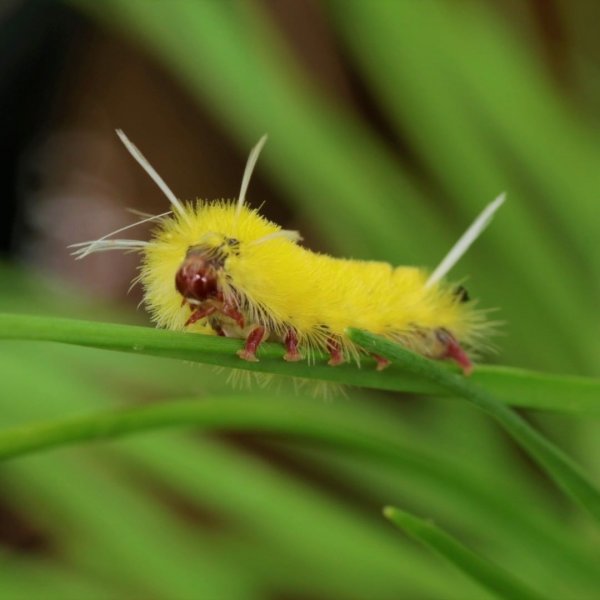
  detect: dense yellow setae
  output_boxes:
[73,133,503,374]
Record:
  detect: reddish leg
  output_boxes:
[327,337,344,366]
[220,301,245,328]
[212,323,226,337]
[185,305,216,326]
[372,353,390,371]
[436,329,473,375]
[283,330,303,362]
[237,326,266,362]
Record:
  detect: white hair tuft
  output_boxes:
[236,134,268,217]
[68,210,170,259]
[70,239,149,259]
[116,129,188,221]
[426,192,506,288]
[249,229,303,246]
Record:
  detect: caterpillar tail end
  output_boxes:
[436,329,474,376]
[445,338,473,376]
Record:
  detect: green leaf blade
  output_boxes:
[349,329,600,523]
[383,506,546,600]
[0,313,598,414]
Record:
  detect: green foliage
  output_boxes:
[383,507,546,600]
[1,1,599,599]
[350,329,600,521]
[1,313,598,413]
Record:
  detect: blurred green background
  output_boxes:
[0,1,598,598]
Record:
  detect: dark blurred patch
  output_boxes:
[529,0,570,86]
[221,432,406,518]
[336,43,435,191]
[0,0,89,257]
[116,457,233,534]
[0,483,56,555]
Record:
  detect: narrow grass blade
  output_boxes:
[0,314,598,414]
[383,507,545,600]
[0,394,596,525]
[350,329,600,522]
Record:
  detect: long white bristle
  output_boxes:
[249,230,303,246]
[126,207,163,218]
[70,239,149,259]
[116,129,188,220]
[426,192,506,288]
[68,210,170,259]
[236,134,268,217]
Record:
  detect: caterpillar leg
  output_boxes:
[237,326,266,362]
[372,354,390,371]
[220,301,245,328]
[185,305,216,326]
[436,329,473,375]
[283,330,303,362]
[327,338,344,366]
[183,296,243,329]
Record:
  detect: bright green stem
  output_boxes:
[0,314,598,414]
[350,329,600,523]
[0,395,519,470]
[383,507,546,600]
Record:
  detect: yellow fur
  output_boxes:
[73,132,498,371]
[140,201,489,362]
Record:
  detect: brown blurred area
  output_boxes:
[2,0,591,305]
[7,0,366,309]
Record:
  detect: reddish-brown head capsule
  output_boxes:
[175,253,218,302]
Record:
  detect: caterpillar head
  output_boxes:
[174,234,241,304]
[175,245,222,304]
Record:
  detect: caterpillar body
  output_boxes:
[72,132,504,375]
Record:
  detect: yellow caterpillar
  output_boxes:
[73,132,504,375]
